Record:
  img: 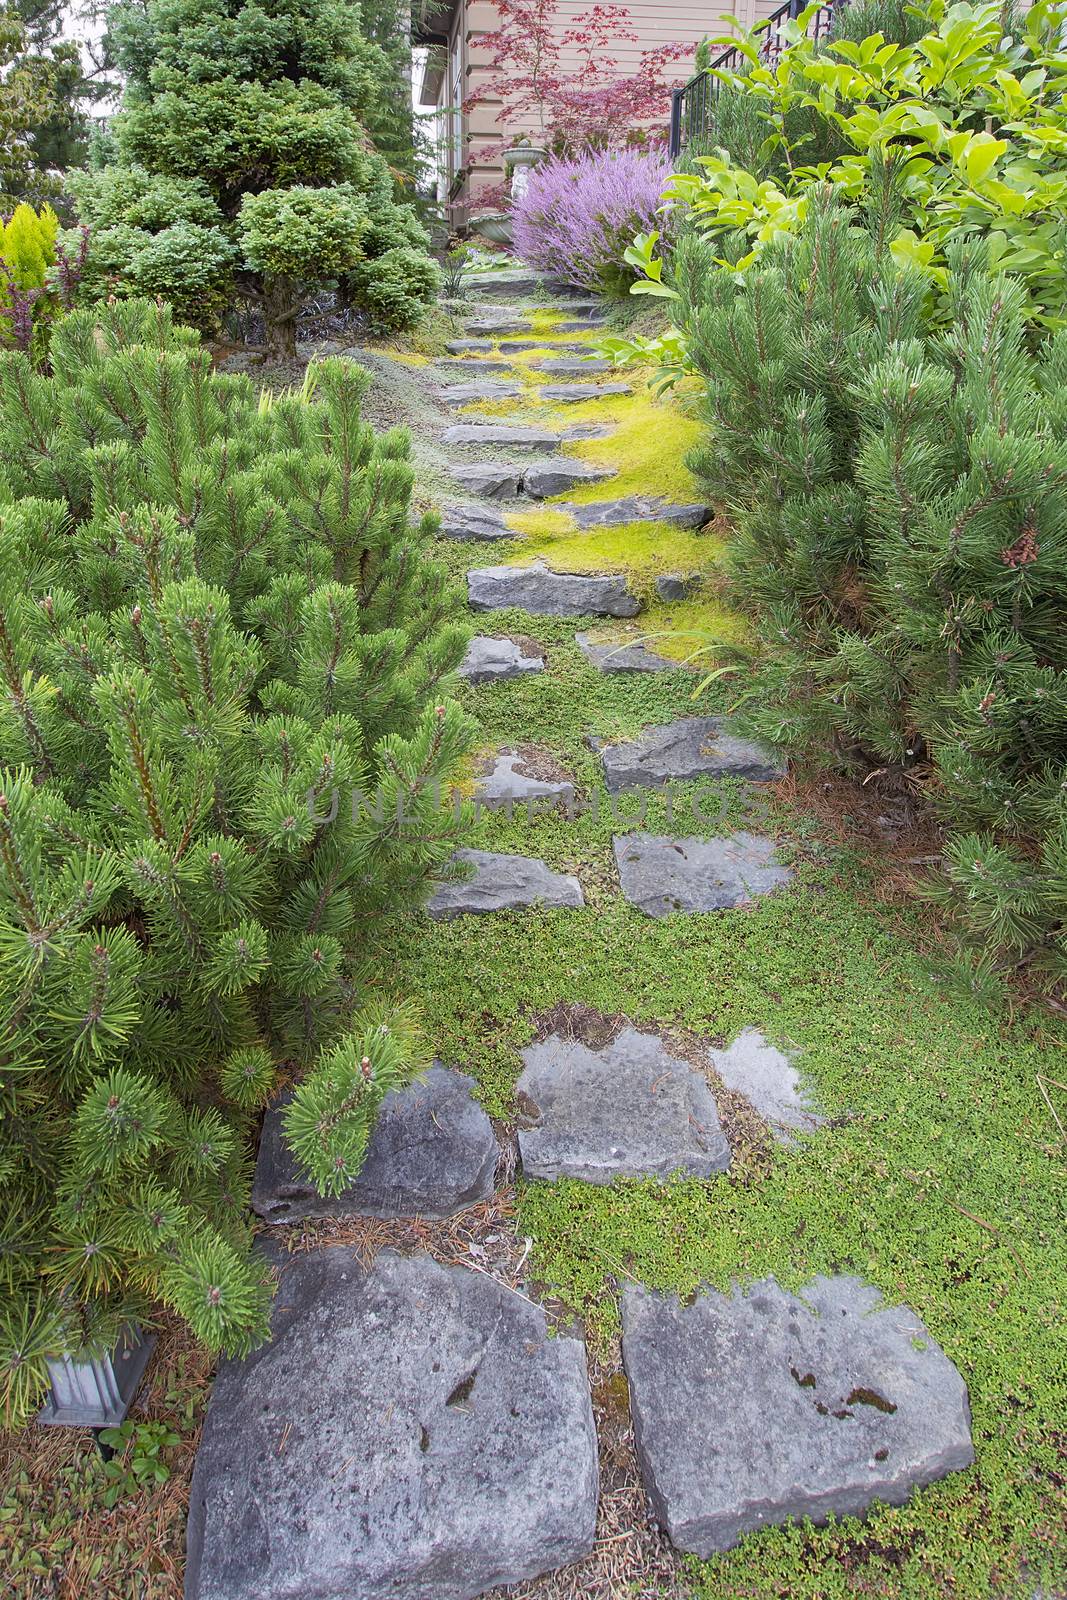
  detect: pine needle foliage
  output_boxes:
[0,299,473,1424]
[681,188,1067,988]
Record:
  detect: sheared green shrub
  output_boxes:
[346,245,442,332]
[76,0,438,352]
[239,185,369,280]
[0,299,472,1427]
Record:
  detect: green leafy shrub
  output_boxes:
[669,0,1067,329]
[75,0,439,353]
[673,188,1067,989]
[0,300,473,1426]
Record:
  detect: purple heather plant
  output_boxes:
[0,262,42,352]
[512,147,674,296]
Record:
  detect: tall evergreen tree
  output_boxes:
[0,301,472,1426]
[72,0,439,353]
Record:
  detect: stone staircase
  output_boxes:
[184,269,975,1600]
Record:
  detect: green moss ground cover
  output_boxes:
[393,311,1067,1597]
[371,626,1066,1597]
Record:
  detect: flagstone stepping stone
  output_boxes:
[497,340,592,354]
[595,717,785,793]
[523,460,615,497]
[427,849,584,919]
[251,1066,497,1223]
[613,832,793,917]
[459,636,545,683]
[556,318,606,331]
[656,573,702,600]
[449,462,523,499]
[540,383,631,403]
[436,358,517,376]
[440,504,513,542]
[474,749,574,807]
[621,1274,975,1558]
[516,1026,730,1184]
[447,339,495,354]
[561,496,710,530]
[468,560,640,618]
[443,424,563,451]
[576,633,678,673]
[466,317,529,335]
[534,358,613,375]
[459,267,552,297]
[442,380,525,406]
[186,1249,599,1600]
[709,1028,825,1142]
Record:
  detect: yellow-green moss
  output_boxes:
[558,380,705,504]
[390,351,432,369]
[507,517,721,598]
[504,507,578,539]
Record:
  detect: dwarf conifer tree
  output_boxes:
[0,300,472,1426]
[71,0,439,351]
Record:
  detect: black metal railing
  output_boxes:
[669,0,842,157]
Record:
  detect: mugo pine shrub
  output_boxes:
[72,0,440,352]
[512,148,675,296]
[0,301,473,1425]
[677,190,1067,989]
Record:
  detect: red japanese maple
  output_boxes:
[465,0,692,152]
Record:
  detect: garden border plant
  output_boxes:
[0,299,474,1427]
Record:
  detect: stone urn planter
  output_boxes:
[37,1324,156,1428]
[470,211,513,246]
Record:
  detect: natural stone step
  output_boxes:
[560,496,710,530]
[517,1026,730,1184]
[448,460,615,500]
[656,574,702,600]
[447,339,495,354]
[251,1066,498,1223]
[458,269,591,300]
[466,317,529,335]
[186,1250,599,1600]
[532,358,614,375]
[540,383,631,403]
[449,462,523,500]
[709,1028,825,1142]
[428,849,584,919]
[497,340,595,354]
[436,358,518,376]
[621,1274,974,1557]
[575,633,678,673]
[613,831,793,917]
[593,717,785,793]
[556,318,606,332]
[474,748,574,808]
[443,424,563,451]
[442,380,525,407]
[468,560,640,618]
[522,461,616,498]
[459,636,545,683]
[440,504,513,542]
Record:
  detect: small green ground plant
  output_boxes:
[0,300,472,1425]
